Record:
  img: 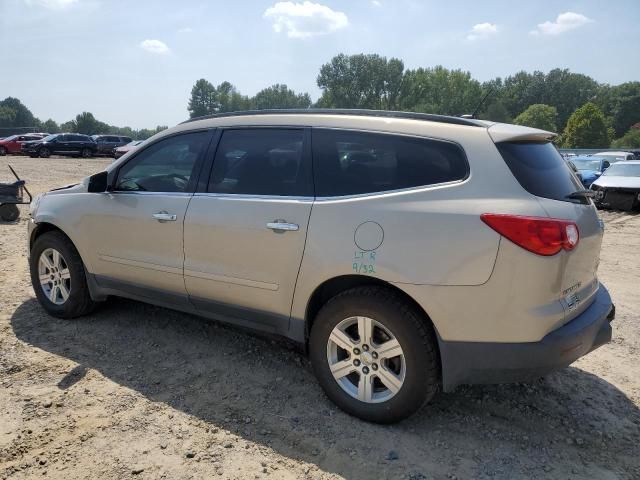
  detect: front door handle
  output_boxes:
[152,211,177,222]
[267,221,299,232]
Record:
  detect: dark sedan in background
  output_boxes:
[21,133,97,158]
[91,135,133,156]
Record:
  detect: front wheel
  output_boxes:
[0,146,6,156]
[30,231,96,318]
[38,147,50,158]
[81,148,92,158]
[309,287,439,423]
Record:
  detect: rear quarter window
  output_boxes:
[496,142,586,204]
[312,129,468,197]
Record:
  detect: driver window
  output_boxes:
[115,131,209,193]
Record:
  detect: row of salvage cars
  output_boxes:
[567,151,640,211]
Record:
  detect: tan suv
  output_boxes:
[28,110,614,423]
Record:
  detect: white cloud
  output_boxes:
[25,0,79,8]
[466,22,498,41]
[264,1,348,39]
[530,12,594,36]
[139,39,170,55]
[371,0,382,6]
[177,27,194,33]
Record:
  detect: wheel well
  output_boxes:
[305,275,437,343]
[30,222,67,249]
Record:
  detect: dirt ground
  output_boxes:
[0,157,639,480]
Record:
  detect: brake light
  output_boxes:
[481,214,579,256]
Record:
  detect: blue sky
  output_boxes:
[1,0,638,128]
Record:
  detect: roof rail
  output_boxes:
[181,108,485,127]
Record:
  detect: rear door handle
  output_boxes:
[152,211,177,222]
[267,221,299,232]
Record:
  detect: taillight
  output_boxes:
[481,214,579,256]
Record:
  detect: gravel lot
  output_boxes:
[1,157,639,480]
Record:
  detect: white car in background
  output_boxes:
[591,160,640,211]
[593,151,635,164]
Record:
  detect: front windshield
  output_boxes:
[603,164,640,177]
[571,158,602,171]
[3,135,18,141]
[43,134,58,141]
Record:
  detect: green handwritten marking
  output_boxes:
[353,250,377,274]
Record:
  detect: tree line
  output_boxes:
[0,97,167,140]
[1,52,638,147]
[188,53,640,148]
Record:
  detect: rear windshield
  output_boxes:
[496,142,587,204]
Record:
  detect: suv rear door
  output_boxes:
[183,128,313,333]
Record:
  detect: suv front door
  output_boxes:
[183,128,313,334]
[77,130,212,306]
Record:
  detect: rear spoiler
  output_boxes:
[488,123,557,143]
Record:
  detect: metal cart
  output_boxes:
[0,165,32,222]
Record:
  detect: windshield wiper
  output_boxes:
[566,189,595,200]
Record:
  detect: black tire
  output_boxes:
[38,147,50,158]
[0,146,6,156]
[309,286,439,423]
[81,148,92,158]
[30,231,95,318]
[0,204,20,222]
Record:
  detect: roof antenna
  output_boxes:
[461,87,494,119]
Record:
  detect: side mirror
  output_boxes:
[88,171,110,193]
[594,171,602,177]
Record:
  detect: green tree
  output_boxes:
[188,78,217,118]
[500,71,547,120]
[513,104,558,131]
[561,103,611,148]
[41,119,60,133]
[0,106,16,127]
[71,112,100,134]
[0,97,36,127]
[400,66,482,115]
[251,84,312,110]
[541,69,601,131]
[597,82,640,136]
[611,126,640,148]
[317,53,404,109]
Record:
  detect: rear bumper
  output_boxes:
[438,284,614,392]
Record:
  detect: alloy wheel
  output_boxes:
[326,316,406,403]
[38,248,71,305]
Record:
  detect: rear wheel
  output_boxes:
[81,148,92,158]
[30,231,95,318]
[38,147,50,158]
[0,204,19,222]
[0,146,6,156]
[309,286,439,423]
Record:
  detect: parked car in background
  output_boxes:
[569,156,611,187]
[0,134,47,156]
[21,133,97,158]
[91,135,133,156]
[27,109,614,423]
[593,151,635,163]
[113,140,144,159]
[591,160,640,211]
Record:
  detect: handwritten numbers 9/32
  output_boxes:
[353,251,377,274]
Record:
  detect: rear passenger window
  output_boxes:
[208,129,311,196]
[312,129,468,197]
